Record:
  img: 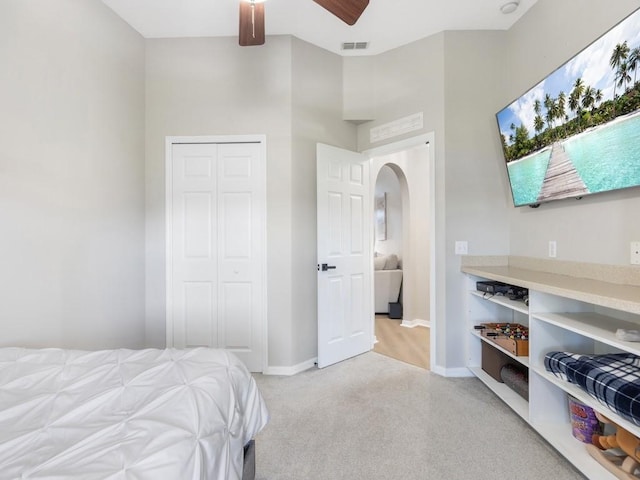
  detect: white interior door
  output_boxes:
[317,143,372,368]
[167,140,265,372]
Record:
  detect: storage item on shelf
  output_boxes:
[480,322,529,356]
[588,411,640,479]
[616,329,640,342]
[481,341,526,384]
[476,281,529,302]
[476,280,511,294]
[500,363,529,400]
[545,351,640,427]
[568,395,603,443]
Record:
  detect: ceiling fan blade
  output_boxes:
[239,1,265,46]
[312,0,369,26]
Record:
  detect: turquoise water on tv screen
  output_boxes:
[507,149,551,206]
[563,114,640,193]
[506,112,640,206]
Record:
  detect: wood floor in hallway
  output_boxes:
[373,315,430,369]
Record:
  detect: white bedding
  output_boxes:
[0,347,269,480]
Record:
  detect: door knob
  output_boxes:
[318,263,337,271]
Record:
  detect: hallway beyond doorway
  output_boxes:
[373,315,429,369]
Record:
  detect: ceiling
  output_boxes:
[101,0,538,56]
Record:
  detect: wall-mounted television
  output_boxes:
[496,8,640,207]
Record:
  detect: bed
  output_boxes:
[545,351,640,427]
[0,347,269,479]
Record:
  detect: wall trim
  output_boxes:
[401,318,430,328]
[263,357,317,376]
[431,365,474,378]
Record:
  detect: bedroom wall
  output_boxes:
[348,34,449,370]
[441,31,511,371]
[374,166,403,258]
[347,32,507,373]
[0,0,146,349]
[144,36,293,367]
[345,1,640,374]
[145,36,354,369]
[290,38,357,366]
[504,0,640,265]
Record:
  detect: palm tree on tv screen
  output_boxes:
[501,15,640,164]
[629,47,640,85]
[610,41,629,102]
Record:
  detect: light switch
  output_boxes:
[455,241,468,255]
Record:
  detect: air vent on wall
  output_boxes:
[341,42,368,50]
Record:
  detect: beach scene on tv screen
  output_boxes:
[496,9,640,207]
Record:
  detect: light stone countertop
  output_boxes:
[461,258,640,315]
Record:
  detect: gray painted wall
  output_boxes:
[0,0,146,349]
[145,36,294,367]
[3,0,640,374]
[344,0,640,372]
[442,31,511,370]
[367,31,510,372]
[505,0,640,264]
[145,35,355,368]
[291,38,357,366]
[374,166,403,258]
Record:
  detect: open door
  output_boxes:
[317,143,372,368]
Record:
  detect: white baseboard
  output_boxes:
[263,357,317,376]
[430,365,474,378]
[400,318,430,329]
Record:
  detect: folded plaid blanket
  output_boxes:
[545,351,640,426]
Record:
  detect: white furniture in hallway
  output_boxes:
[374,253,402,314]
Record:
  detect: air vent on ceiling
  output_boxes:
[341,42,368,51]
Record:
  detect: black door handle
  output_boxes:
[319,263,337,271]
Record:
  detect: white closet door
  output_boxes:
[168,142,264,372]
[216,143,264,370]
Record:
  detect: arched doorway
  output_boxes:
[369,142,432,370]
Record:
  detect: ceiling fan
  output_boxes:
[239,0,369,46]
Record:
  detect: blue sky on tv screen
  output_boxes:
[496,9,640,144]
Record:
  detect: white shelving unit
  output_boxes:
[463,263,640,480]
[469,289,529,315]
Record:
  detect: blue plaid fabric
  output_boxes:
[545,351,640,426]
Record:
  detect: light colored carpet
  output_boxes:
[253,352,585,480]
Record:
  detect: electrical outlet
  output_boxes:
[455,241,468,255]
[631,241,640,265]
[548,241,557,258]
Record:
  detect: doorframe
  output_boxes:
[165,134,268,372]
[363,132,437,372]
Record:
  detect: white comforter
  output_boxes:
[0,347,269,480]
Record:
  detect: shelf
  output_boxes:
[468,366,529,421]
[465,261,640,480]
[532,422,617,480]
[471,330,530,368]
[469,289,529,315]
[533,366,640,439]
[532,312,640,356]
[462,264,640,315]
